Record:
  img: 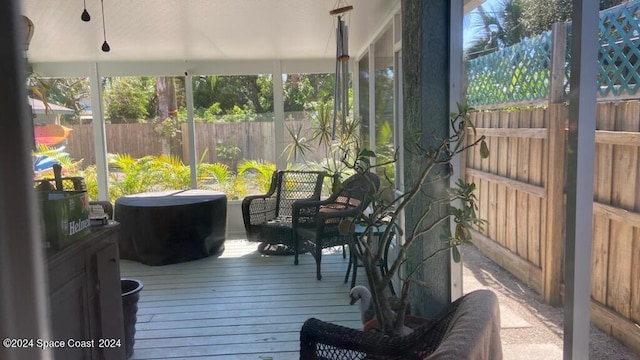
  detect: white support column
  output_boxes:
[273,61,285,169]
[393,50,405,189]
[89,63,109,200]
[185,74,197,189]
[368,44,376,153]
[353,59,360,138]
[564,0,598,358]
[449,0,464,301]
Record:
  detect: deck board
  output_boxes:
[121,240,362,359]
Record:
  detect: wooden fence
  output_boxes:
[65,123,165,166]
[465,101,640,354]
[182,122,276,166]
[64,120,319,168]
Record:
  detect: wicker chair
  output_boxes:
[292,172,380,280]
[242,170,326,264]
[299,290,502,360]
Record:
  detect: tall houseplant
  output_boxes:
[284,100,360,191]
[346,103,488,337]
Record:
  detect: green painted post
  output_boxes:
[402,0,452,317]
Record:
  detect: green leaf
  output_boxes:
[359,149,377,158]
[452,245,461,263]
[480,139,490,159]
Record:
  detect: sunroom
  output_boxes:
[2,0,637,359]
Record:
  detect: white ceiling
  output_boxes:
[22,0,399,64]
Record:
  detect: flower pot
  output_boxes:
[121,278,143,359]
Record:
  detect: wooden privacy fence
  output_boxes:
[182,122,276,165]
[465,106,558,296]
[64,120,319,168]
[65,123,165,166]
[465,101,640,354]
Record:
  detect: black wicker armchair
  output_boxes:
[242,170,326,264]
[299,290,502,360]
[292,172,380,280]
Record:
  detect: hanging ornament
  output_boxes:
[330,0,353,139]
[329,2,353,16]
[100,0,110,52]
[81,0,91,22]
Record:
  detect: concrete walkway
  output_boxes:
[462,244,639,360]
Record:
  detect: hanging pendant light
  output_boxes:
[100,0,110,52]
[81,0,91,22]
[81,9,91,22]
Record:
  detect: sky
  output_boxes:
[463,0,502,49]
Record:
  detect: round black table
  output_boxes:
[346,223,395,293]
[115,190,227,265]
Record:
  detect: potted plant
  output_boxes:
[342,103,488,337]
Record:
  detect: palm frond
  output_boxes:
[283,123,313,163]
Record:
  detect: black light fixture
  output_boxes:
[100,0,110,52]
[81,0,91,22]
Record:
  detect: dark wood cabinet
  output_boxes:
[47,223,126,360]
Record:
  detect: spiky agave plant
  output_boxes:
[284,100,361,193]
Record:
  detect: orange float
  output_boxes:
[34,124,73,146]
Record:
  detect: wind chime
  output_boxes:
[79,0,110,52]
[330,1,352,140]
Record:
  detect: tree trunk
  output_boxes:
[247,77,265,114]
[156,77,181,158]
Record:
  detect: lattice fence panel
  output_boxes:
[597,1,640,98]
[467,0,640,106]
[466,32,552,106]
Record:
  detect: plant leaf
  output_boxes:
[480,139,490,159]
[359,149,376,158]
[452,245,461,263]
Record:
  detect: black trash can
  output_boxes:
[121,279,143,359]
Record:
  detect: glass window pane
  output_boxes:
[282,72,358,193]
[191,74,275,199]
[30,76,97,196]
[282,73,336,168]
[374,27,395,188]
[359,53,370,149]
[101,76,188,200]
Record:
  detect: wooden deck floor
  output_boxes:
[120,240,362,359]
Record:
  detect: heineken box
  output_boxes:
[39,190,91,251]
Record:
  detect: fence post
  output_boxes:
[544,22,568,305]
[549,22,568,104]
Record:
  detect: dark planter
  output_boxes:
[121,279,143,359]
[362,315,430,333]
